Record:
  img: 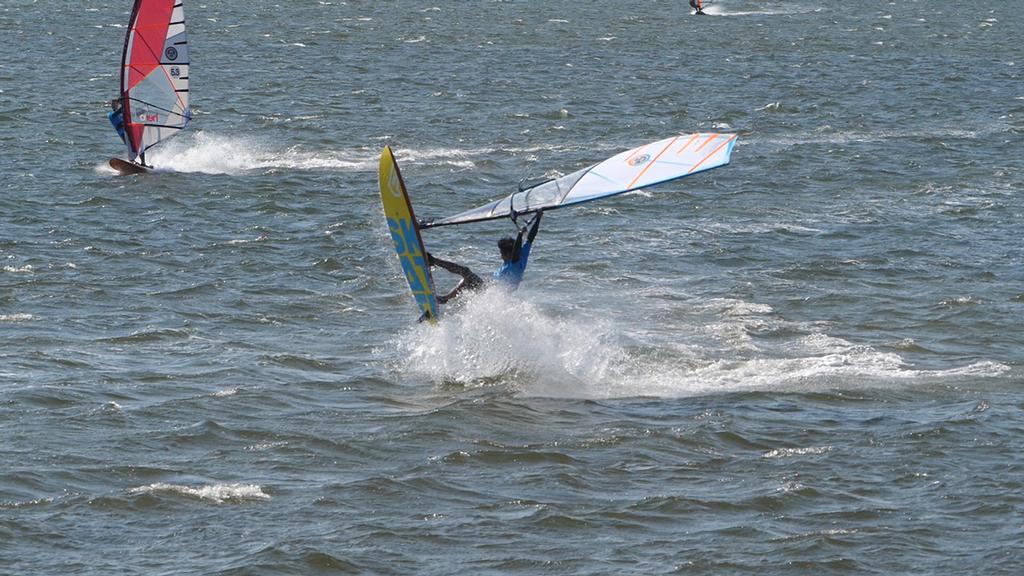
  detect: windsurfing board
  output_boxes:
[378,146,439,323]
[109,157,151,175]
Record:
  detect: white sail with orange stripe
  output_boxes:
[421,133,738,228]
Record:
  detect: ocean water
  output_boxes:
[2,0,1023,574]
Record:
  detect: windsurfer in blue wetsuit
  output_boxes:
[108,98,126,144]
[493,211,542,289]
[427,211,543,304]
[689,0,706,15]
[108,97,148,167]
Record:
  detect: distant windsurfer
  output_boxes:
[427,211,543,304]
[689,0,706,15]
[108,97,148,167]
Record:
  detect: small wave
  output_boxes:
[439,448,578,466]
[0,497,54,510]
[222,236,267,246]
[244,441,289,452]
[746,122,1009,150]
[939,295,980,307]
[770,527,858,543]
[129,482,270,504]
[101,328,190,344]
[762,446,833,459]
[222,546,362,573]
[929,361,1010,378]
[892,338,935,354]
[261,354,336,372]
[148,281,221,298]
[707,298,774,317]
[312,257,343,271]
[0,313,36,322]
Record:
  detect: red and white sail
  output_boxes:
[120,0,190,162]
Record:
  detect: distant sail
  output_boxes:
[690,0,713,14]
[422,133,738,228]
[120,0,190,162]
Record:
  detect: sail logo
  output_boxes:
[165,47,178,61]
[387,167,402,199]
[139,112,159,122]
[628,153,651,167]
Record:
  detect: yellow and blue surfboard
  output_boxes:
[378,146,439,322]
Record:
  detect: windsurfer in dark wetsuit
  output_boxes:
[689,0,706,15]
[426,211,543,304]
[108,98,126,144]
[108,97,148,167]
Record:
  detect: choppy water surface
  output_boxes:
[2,0,1022,573]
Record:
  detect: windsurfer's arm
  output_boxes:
[438,279,474,304]
[427,252,483,304]
[511,211,543,262]
[427,252,482,285]
[427,252,468,276]
[527,211,543,243]
[437,284,462,304]
[510,229,525,262]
